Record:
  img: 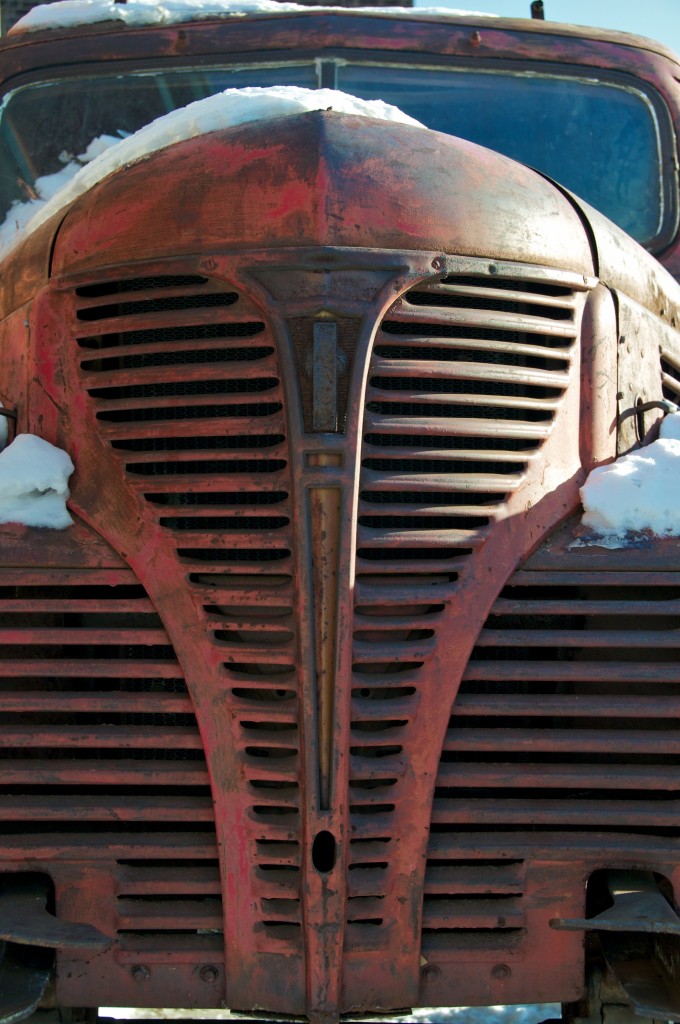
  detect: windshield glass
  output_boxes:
[0,64,316,222]
[0,60,669,248]
[341,64,666,246]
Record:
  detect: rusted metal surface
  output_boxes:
[0,9,679,1020]
[420,527,680,1007]
[2,9,679,74]
[0,6,677,291]
[308,456,342,808]
[0,516,224,1007]
[6,225,594,1013]
[50,117,594,275]
[0,153,677,1014]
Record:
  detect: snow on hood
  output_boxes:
[579,412,680,547]
[0,434,74,529]
[9,0,497,34]
[0,86,425,260]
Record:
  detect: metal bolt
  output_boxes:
[199,965,219,984]
[421,964,441,983]
[492,963,511,980]
[131,965,150,982]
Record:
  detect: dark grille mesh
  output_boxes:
[78,322,264,352]
[366,401,553,420]
[76,275,210,297]
[97,402,282,422]
[93,382,279,403]
[77,292,240,321]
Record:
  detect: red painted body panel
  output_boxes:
[52,113,593,273]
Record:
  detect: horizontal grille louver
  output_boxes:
[116,859,223,961]
[352,271,578,947]
[421,856,526,954]
[73,274,301,945]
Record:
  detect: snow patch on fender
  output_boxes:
[0,86,424,259]
[0,434,74,529]
[578,412,680,547]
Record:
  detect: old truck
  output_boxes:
[0,1,680,1022]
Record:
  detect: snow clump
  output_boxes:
[0,435,74,529]
[579,412,680,546]
[0,134,122,256]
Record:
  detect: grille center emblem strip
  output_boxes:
[312,321,339,432]
[309,461,342,810]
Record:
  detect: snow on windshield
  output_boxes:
[0,133,122,256]
[10,0,497,34]
[579,412,680,547]
[0,86,424,259]
[0,434,74,529]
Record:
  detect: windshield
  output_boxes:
[0,60,670,248]
[0,64,315,216]
[340,65,668,246]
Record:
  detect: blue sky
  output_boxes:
[412,1,680,57]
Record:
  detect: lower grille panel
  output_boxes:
[0,554,224,1001]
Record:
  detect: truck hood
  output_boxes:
[51,110,595,275]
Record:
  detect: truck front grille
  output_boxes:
[51,256,603,1010]
[117,859,223,960]
[661,344,680,404]
[421,855,526,953]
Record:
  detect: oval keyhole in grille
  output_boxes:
[312,830,337,873]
